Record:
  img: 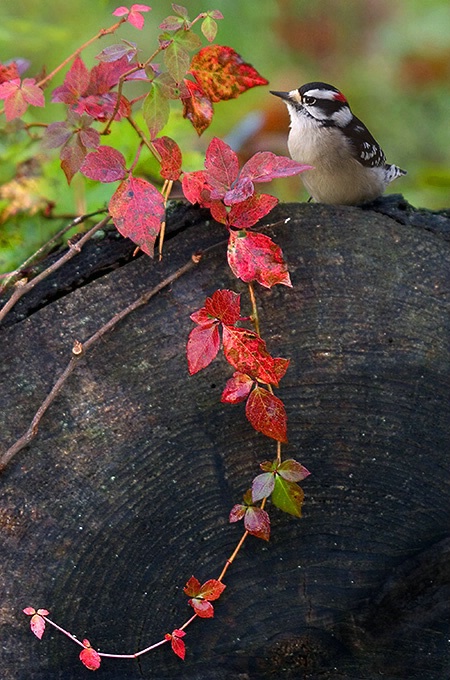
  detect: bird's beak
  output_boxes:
[270,91,291,101]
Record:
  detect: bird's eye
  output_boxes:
[302,95,316,105]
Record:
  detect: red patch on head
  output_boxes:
[333,91,347,103]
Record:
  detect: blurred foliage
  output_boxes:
[0,0,449,273]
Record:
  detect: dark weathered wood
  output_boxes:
[1,200,449,679]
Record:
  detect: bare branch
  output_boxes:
[0,216,110,324]
[0,254,202,472]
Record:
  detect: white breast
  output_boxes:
[286,108,386,204]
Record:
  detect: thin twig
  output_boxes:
[0,210,107,293]
[0,216,110,324]
[0,250,215,472]
[247,281,260,336]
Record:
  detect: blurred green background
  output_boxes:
[1,0,449,273]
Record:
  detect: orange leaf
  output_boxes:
[189,46,268,103]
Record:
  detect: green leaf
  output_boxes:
[175,28,202,52]
[201,16,218,42]
[271,476,304,517]
[164,40,190,82]
[142,82,170,139]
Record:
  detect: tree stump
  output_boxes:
[1,199,450,679]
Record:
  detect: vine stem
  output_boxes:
[247,281,260,336]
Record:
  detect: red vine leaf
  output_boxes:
[245,386,288,442]
[112,4,151,30]
[23,607,49,640]
[0,78,45,120]
[222,326,288,386]
[79,639,101,671]
[0,61,21,84]
[203,289,241,326]
[204,137,239,197]
[165,629,186,660]
[227,229,292,288]
[109,176,165,257]
[221,371,254,404]
[240,151,313,183]
[189,46,268,103]
[227,193,278,229]
[152,136,182,181]
[51,55,131,122]
[181,168,211,205]
[184,576,226,618]
[186,324,220,375]
[80,146,127,182]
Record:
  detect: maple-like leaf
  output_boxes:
[79,639,101,671]
[113,4,151,30]
[23,607,49,640]
[221,371,254,403]
[152,136,182,181]
[228,229,292,288]
[0,78,44,120]
[81,146,127,182]
[184,576,226,618]
[189,46,268,103]
[165,629,186,660]
[272,476,305,517]
[186,323,220,375]
[245,386,287,442]
[222,326,288,386]
[109,176,165,257]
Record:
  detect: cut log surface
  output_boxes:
[1,199,449,679]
